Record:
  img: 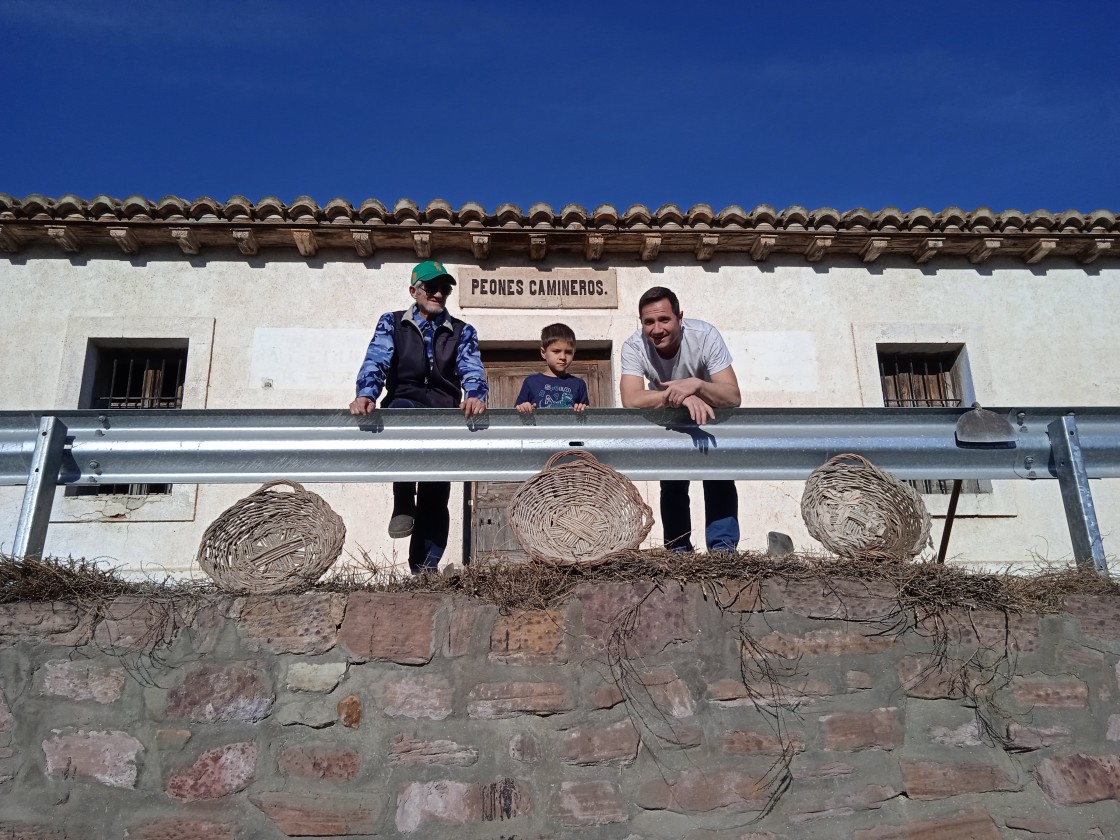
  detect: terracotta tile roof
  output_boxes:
[0,193,1116,265]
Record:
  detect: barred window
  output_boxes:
[71,341,188,496]
[877,344,984,495]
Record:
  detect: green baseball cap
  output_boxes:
[410,260,456,287]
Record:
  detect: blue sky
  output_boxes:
[2,1,1117,213]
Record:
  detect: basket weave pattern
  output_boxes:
[801,453,931,561]
[510,450,654,566]
[196,479,346,594]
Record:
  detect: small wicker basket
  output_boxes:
[801,453,931,561]
[196,479,346,594]
[509,450,653,566]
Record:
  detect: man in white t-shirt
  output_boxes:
[620,286,742,552]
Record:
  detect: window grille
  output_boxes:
[73,344,188,496]
[878,346,982,495]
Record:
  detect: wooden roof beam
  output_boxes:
[804,236,833,262]
[351,230,374,258]
[471,233,490,260]
[530,235,547,261]
[47,226,80,253]
[1078,239,1112,264]
[968,237,1002,265]
[292,230,318,257]
[640,234,661,261]
[108,228,140,255]
[750,234,777,262]
[1023,238,1057,265]
[585,233,604,261]
[233,229,258,255]
[412,231,431,259]
[0,225,23,253]
[860,237,889,263]
[170,228,200,255]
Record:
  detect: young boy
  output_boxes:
[515,323,590,413]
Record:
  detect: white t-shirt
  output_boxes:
[621,318,733,388]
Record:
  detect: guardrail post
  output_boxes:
[1048,414,1108,574]
[12,416,67,559]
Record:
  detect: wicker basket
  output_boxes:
[800,453,931,561]
[509,450,654,566]
[196,480,346,594]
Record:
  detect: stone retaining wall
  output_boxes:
[1,580,1119,838]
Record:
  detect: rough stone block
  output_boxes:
[42,729,143,788]
[1036,754,1120,804]
[278,742,360,779]
[900,759,1019,799]
[584,676,625,710]
[0,825,67,840]
[165,663,273,722]
[757,629,895,658]
[509,732,541,763]
[468,681,572,718]
[339,592,441,665]
[919,609,1040,653]
[490,609,567,664]
[560,720,640,766]
[383,675,453,719]
[928,720,981,747]
[0,686,12,732]
[549,780,627,826]
[238,594,345,654]
[251,792,379,836]
[714,580,777,612]
[0,602,80,636]
[38,660,126,704]
[154,728,192,751]
[853,805,1002,839]
[648,723,704,750]
[1057,641,1104,670]
[722,729,806,756]
[1064,595,1120,640]
[1006,723,1072,750]
[791,784,898,823]
[637,769,767,813]
[1003,816,1068,835]
[636,666,695,717]
[1108,714,1120,741]
[395,778,529,833]
[820,707,903,751]
[166,741,257,802]
[846,670,873,691]
[123,819,233,840]
[776,578,899,620]
[389,735,478,767]
[706,676,832,707]
[576,582,697,656]
[336,694,361,728]
[274,698,336,728]
[92,597,174,652]
[444,598,495,657]
[791,760,854,779]
[1010,674,1088,707]
[895,656,977,700]
[285,662,347,693]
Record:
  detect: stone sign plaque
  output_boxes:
[457,267,617,309]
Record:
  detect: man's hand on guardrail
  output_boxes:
[682,394,715,425]
[349,396,376,415]
[461,397,486,419]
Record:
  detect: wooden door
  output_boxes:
[470,357,613,562]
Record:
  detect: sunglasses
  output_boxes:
[416,282,454,296]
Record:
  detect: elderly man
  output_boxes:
[349,260,488,573]
[620,286,742,553]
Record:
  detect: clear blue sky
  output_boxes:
[2,1,1117,213]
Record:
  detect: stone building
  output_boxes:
[1,194,1117,575]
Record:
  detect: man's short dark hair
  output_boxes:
[541,323,576,347]
[638,286,681,317]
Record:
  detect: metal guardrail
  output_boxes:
[2,407,1116,572]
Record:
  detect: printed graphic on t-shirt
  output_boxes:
[515,373,590,409]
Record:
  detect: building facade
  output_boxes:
[1,194,1118,575]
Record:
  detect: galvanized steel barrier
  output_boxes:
[2,407,1116,573]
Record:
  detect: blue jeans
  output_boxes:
[386,398,450,573]
[659,480,739,552]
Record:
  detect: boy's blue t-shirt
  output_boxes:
[515,372,590,408]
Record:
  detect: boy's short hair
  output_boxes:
[540,323,576,348]
[638,286,681,316]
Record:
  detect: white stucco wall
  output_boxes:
[1,245,1118,576]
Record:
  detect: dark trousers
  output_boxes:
[386,398,451,573]
[659,480,740,553]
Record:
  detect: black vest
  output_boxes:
[383,310,466,409]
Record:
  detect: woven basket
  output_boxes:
[196,480,346,594]
[509,450,654,566]
[801,453,931,561]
